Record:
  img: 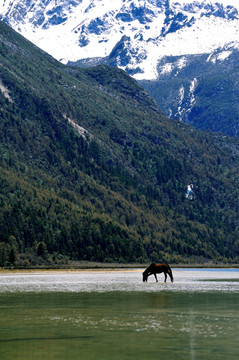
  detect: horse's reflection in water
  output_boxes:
[143,263,174,282]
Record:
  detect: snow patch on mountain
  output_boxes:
[177,86,185,119]
[189,78,197,106]
[207,50,232,63]
[0,79,13,102]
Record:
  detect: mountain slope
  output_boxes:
[1,20,239,265]
[140,45,239,137]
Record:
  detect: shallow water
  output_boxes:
[0,269,239,359]
[1,268,239,293]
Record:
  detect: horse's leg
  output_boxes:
[164,272,167,282]
[167,268,173,282]
[168,269,173,282]
[154,273,158,282]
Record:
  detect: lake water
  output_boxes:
[0,268,239,360]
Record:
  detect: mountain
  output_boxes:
[1,0,239,137]
[1,0,239,79]
[1,20,239,266]
[140,45,239,137]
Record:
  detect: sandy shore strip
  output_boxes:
[0,266,145,276]
[1,261,238,276]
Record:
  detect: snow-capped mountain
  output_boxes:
[1,0,239,80]
[1,0,239,136]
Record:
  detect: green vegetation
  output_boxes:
[0,21,239,266]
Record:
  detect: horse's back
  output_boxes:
[153,263,170,272]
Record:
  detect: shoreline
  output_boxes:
[1,261,239,274]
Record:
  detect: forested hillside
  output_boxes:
[1,21,239,266]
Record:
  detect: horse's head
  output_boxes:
[142,271,148,282]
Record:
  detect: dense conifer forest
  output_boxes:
[1,21,239,266]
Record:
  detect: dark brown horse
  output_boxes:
[143,263,174,282]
